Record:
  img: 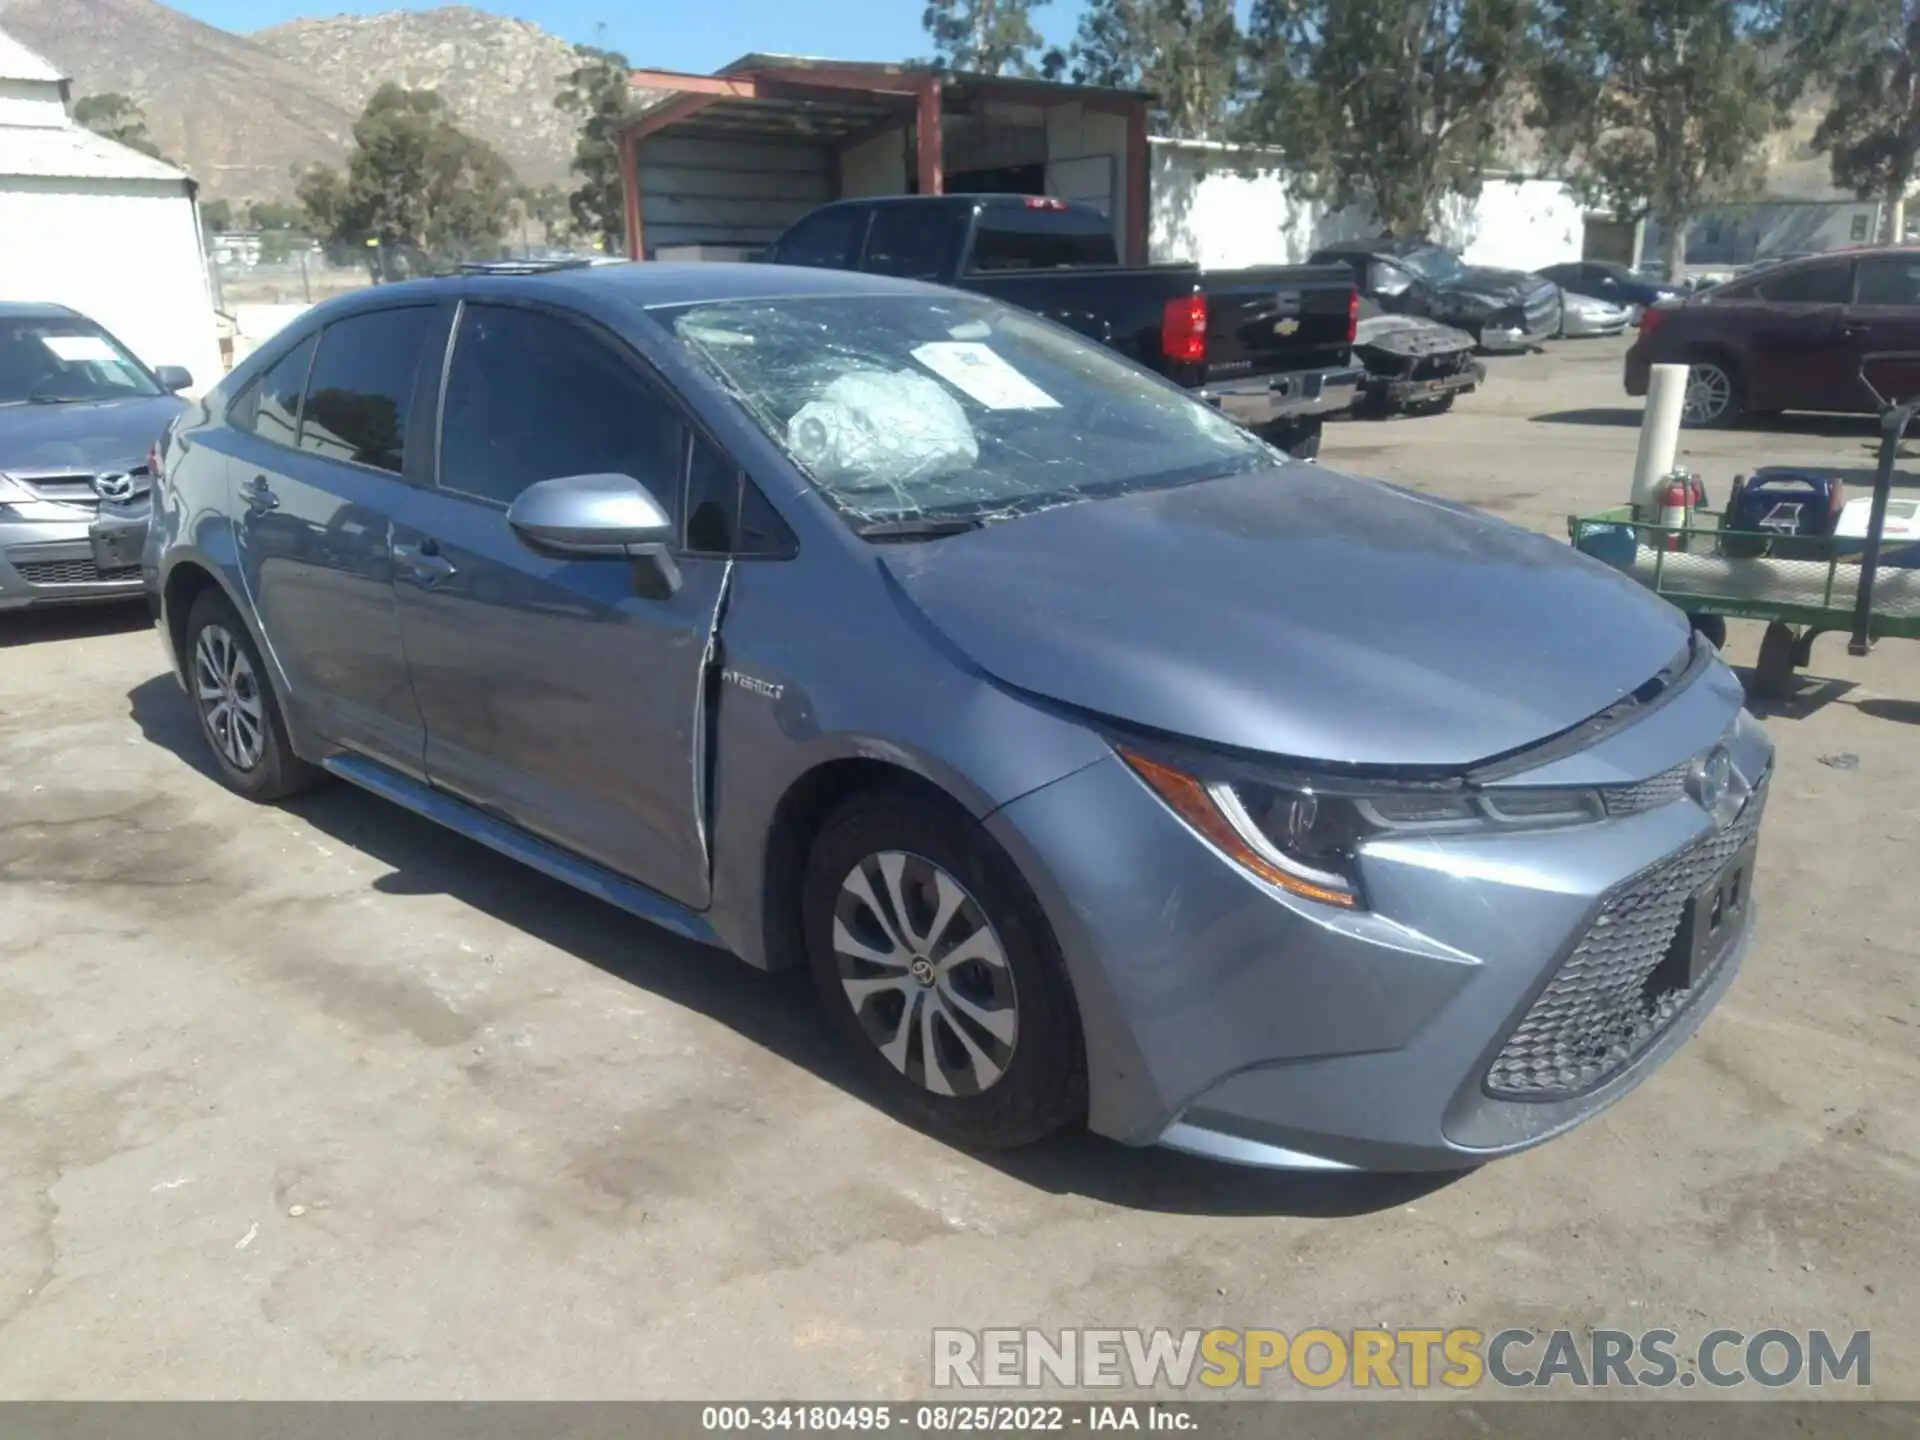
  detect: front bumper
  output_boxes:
[987,657,1770,1171]
[1563,307,1631,338]
[1198,366,1364,428]
[0,507,146,611]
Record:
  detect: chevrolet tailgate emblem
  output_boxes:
[1274,317,1300,336]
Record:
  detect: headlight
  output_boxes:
[1118,748,1603,910]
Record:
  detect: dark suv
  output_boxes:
[1625,247,1920,427]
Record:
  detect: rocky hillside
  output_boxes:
[0,0,588,202]
[0,0,357,200]
[252,6,583,191]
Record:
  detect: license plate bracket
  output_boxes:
[1671,839,1756,987]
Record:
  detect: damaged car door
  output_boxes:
[384,300,729,908]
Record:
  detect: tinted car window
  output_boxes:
[967,212,1118,272]
[1855,257,1920,307]
[1756,264,1851,304]
[776,207,866,268]
[438,303,685,513]
[237,333,316,447]
[861,205,964,281]
[298,307,439,474]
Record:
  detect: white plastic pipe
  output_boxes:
[1630,363,1689,517]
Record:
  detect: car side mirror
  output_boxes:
[507,472,681,594]
[154,365,193,393]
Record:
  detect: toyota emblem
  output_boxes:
[1687,744,1734,819]
[91,471,135,502]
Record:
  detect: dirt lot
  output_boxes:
[2,334,1916,1402]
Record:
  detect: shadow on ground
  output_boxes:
[124,673,1460,1219]
[0,600,149,650]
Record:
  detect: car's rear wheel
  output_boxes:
[1683,358,1743,428]
[185,590,319,801]
[802,788,1085,1148]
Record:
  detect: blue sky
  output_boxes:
[175,0,1087,74]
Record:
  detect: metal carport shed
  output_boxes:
[619,55,1153,265]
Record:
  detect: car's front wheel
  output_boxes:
[1683,358,1743,428]
[184,590,318,800]
[802,788,1086,1148]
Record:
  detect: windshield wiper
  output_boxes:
[853,515,986,541]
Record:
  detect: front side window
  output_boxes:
[437,303,685,514]
[661,292,1271,531]
[0,316,161,406]
[298,307,439,474]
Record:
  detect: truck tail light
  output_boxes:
[1347,287,1359,343]
[1638,305,1667,340]
[1022,196,1070,211]
[1162,293,1208,364]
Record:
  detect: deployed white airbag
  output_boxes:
[786,369,979,492]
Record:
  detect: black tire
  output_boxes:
[802,787,1086,1149]
[1688,613,1728,651]
[183,589,320,801]
[1257,418,1322,461]
[1682,356,1744,429]
[1753,621,1798,702]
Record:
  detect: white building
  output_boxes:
[0,27,222,389]
[1149,137,1587,273]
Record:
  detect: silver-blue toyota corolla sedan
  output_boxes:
[146,263,1771,1171]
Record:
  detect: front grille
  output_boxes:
[14,466,149,511]
[1601,761,1690,816]
[13,558,139,586]
[1486,778,1767,1099]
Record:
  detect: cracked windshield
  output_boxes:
[661,293,1273,532]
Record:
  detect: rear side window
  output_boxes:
[1756,263,1851,304]
[775,207,865,269]
[437,303,685,515]
[298,307,440,474]
[1855,257,1920,307]
[861,205,963,281]
[234,333,316,447]
[967,212,1118,272]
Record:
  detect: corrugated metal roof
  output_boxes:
[0,122,190,184]
[0,26,64,83]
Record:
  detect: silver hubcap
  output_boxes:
[1685,364,1732,423]
[833,851,1017,1097]
[194,623,266,772]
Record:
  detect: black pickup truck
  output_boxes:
[765,194,1362,458]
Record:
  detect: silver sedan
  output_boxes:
[1559,290,1633,337]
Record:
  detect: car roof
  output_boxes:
[308,261,956,319]
[0,301,82,321]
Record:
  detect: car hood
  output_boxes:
[1435,266,1550,305]
[0,394,186,475]
[878,465,1689,769]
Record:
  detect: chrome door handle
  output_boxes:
[242,474,279,512]
[391,541,456,584]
